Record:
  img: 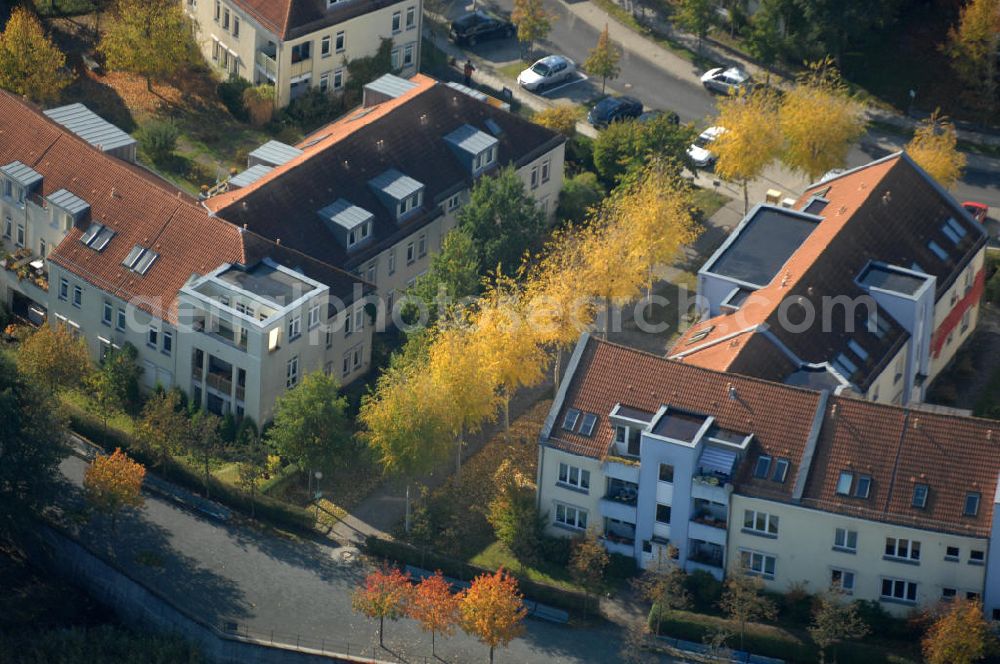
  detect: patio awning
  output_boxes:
[699,447,737,477]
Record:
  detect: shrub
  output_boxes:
[685,569,723,612]
[217,75,252,121]
[242,84,275,127]
[533,106,579,137]
[280,88,339,132]
[557,171,604,224]
[565,134,595,174]
[985,270,1000,305]
[538,535,572,567]
[773,582,814,626]
[137,120,179,164]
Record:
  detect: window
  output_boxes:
[335,31,345,52]
[831,569,855,593]
[743,510,779,536]
[72,285,82,307]
[928,240,949,261]
[319,72,330,93]
[740,551,776,578]
[418,233,427,258]
[659,463,674,483]
[308,304,321,330]
[406,242,415,264]
[847,339,869,361]
[942,587,957,599]
[38,238,45,258]
[405,5,415,28]
[233,16,239,37]
[832,352,858,378]
[162,331,173,356]
[557,463,590,491]
[579,413,597,436]
[354,308,364,333]
[342,352,351,376]
[212,38,220,61]
[447,193,461,211]
[836,472,853,495]
[541,158,551,184]
[884,537,920,561]
[912,484,929,508]
[333,68,344,90]
[834,528,857,552]
[530,166,539,189]
[655,504,671,524]
[970,549,985,564]
[102,300,112,325]
[288,315,301,341]
[321,35,331,57]
[3,215,10,238]
[854,475,872,499]
[753,455,772,479]
[403,43,414,67]
[214,0,220,21]
[291,42,311,63]
[554,503,587,530]
[387,249,396,275]
[562,408,581,431]
[222,7,230,29]
[946,546,960,561]
[286,356,299,388]
[116,308,126,331]
[964,492,980,516]
[772,458,790,483]
[58,278,68,300]
[146,325,158,348]
[16,222,25,247]
[961,309,971,333]
[391,11,401,32]
[880,578,917,603]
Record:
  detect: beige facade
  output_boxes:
[537,445,604,538]
[928,248,986,381]
[864,339,910,405]
[185,0,421,108]
[728,494,989,615]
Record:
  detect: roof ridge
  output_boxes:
[281,0,296,38]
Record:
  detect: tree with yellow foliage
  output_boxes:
[580,202,647,338]
[906,111,967,190]
[944,0,1000,113]
[778,59,866,182]
[17,324,92,394]
[427,322,501,473]
[459,568,527,664]
[712,88,782,213]
[100,0,194,92]
[472,278,547,429]
[611,160,701,298]
[922,599,994,664]
[0,7,68,104]
[511,0,553,57]
[84,448,145,533]
[584,25,621,94]
[532,106,579,138]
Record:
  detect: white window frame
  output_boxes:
[335,31,345,52]
[556,462,590,491]
[880,577,917,604]
[102,300,113,326]
[162,330,173,356]
[391,10,401,33]
[405,5,415,28]
[884,537,920,561]
[830,568,855,594]
[740,550,776,579]
[308,304,321,330]
[147,325,158,348]
[72,284,82,308]
[333,68,344,90]
[58,278,69,301]
[321,35,331,57]
[286,355,299,388]
[553,502,587,530]
[743,509,779,536]
[288,315,301,341]
[541,158,551,183]
[834,527,857,552]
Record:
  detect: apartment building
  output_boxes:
[669,153,988,406]
[184,0,421,107]
[0,91,372,424]
[204,73,565,313]
[538,333,1000,617]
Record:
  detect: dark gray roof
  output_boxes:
[317,198,373,230]
[858,263,931,296]
[229,164,274,188]
[47,188,90,216]
[249,140,303,167]
[444,123,499,155]
[1,160,42,188]
[369,168,423,200]
[43,103,136,153]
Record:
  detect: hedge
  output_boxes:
[67,404,314,533]
[364,536,589,615]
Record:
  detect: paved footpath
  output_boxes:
[56,454,674,664]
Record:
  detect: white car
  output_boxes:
[517,55,576,91]
[687,126,726,168]
[700,66,751,95]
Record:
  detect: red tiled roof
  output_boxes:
[0,92,364,324]
[231,0,409,40]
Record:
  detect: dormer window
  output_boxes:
[753,455,771,479]
[444,124,500,175]
[369,169,424,221]
[318,198,374,250]
[48,189,91,232]
[396,190,423,217]
[473,145,497,172]
[1,161,42,205]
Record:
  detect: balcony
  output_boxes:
[206,371,233,395]
[600,536,635,557]
[687,539,724,579]
[603,456,640,484]
[2,249,48,294]
[689,520,727,546]
[255,49,277,82]
[603,517,636,556]
[691,474,730,503]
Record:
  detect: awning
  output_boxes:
[699,447,737,477]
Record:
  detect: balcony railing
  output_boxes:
[691,513,727,529]
[236,384,245,402]
[602,532,636,547]
[206,371,233,395]
[688,549,724,567]
[255,50,277,81]
[192,365,203,381]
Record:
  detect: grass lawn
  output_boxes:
[470,541,582,593]
[691,187,731,221]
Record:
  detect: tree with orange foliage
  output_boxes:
[408,571,460,656]
[459,568,527,664]
[83,448,145,533]
[351,564,413,648]
[922,598,994,664]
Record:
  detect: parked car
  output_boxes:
[687,126,726,168]
[637,109,680,125]
[963,201,989,223]
[449,10,515,46]
[700,66,752,95]
[588,96,643,127]
[517,55,576,91]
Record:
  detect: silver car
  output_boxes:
[700,66,752,95]
[517,55,576,91]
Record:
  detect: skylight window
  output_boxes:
[753,455,771,479]
[772,458,790,483]
[942,223,961,245]
[80,223,103,245]
[579,413,598,436]
[685,325,715,345]
[122,244,145,269]
[854,475,872,499]
[928,240,949,261]
[946,216,966,239]
[562,408,581,431]
[832,353,858,378]
[964,492,980,516]
[122,244,158,275]
[847,339,868,361]
[90,226,115,252]
[836,471,853,495]
[867,312,892,339]
[912,484,929,509]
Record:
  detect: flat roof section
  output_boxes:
[858,263,930,296]
[217,262,315,306]
[44,103,137,153]
[706,207,821,287]
[652,408,709,442]
[784,366,845,391]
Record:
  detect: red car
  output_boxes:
[963,201,989,223]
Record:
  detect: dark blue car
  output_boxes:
[587,96,643,128]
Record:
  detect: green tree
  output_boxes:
[88,343,142,424]
[17,325,92,394]
[584,25,621,94]
[946,0,1000,113]
[235,422,269,518]
[511,0,553,57]
[674,0,715,49]
[487,459,542,562]
[745,0,786,83]
[592,113,694,186]
[100,0,193,92]
[458,165,546,274]
[0,355,68,538]
[557,171,604,223]
[185,411,222,498]
[0,6,68,104]
[137,120,180,165]
[345,38,395,93]
[795,0,902,67]
[719,570,777,650]
[634,563,690,636]
[407,227,481,321]
[267,371,352,477]
[809,590,870,664]
[137,389,189,474]
[569,529,610,612]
